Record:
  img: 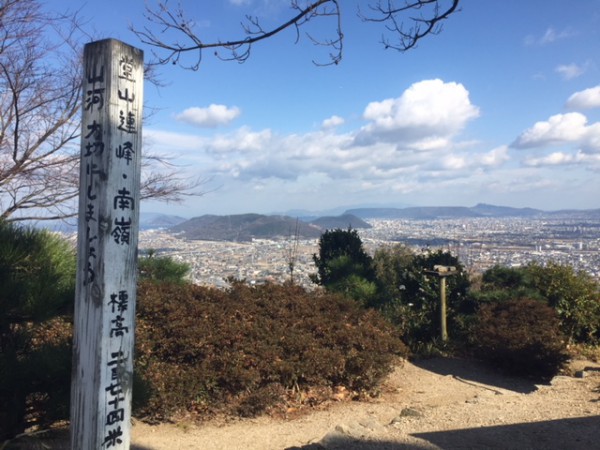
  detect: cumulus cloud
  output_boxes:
[555,63,585,80]
[512,113,588,148]
[513,107,600,172]
[147,80,519,204]
[524,151,582,167]
[207,127,272,154]
[581,123,600,153]
[356,79,480,148]
[566,86,600,110]
[321,115,344,129]
[175,104,241,128]
[479,146,510,167]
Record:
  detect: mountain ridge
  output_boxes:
[344,204,600,220]
[168,213,371,242]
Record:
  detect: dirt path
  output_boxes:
[130,357,600,450]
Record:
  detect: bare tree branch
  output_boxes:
[133,0,343,69]
[0,0,202,223]
[132,0,459,70]
[360,0,460,51]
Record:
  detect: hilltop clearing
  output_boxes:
[129,357,600,450]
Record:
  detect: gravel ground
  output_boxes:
[128,357,600,450]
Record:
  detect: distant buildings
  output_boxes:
[139,217,600,288]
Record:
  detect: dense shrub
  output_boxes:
[526,262,600,344]
[135,280,407,421]
[471,298,569,380]
[138,249,191,284]
[0,222,76,441]
[473,263,600,344]
[374,247,472,348]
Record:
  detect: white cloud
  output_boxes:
[175,104,241,128]
[523,150,600,167]
[524,151,581,167]
[321,115,344,129]
[581,123,600,153]
[524,27,575,46]
[513,113,588,148]
[566,86,600,110]
[441,154,467,170]
[152,80,489,193]
[151,80,596,210]
[479,146,510,167]
[208,127,273,154]
[356,79,479,148]
[555,63,585,80]
[513,110,600,170]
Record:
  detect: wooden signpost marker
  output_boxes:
[424,265,458,342]
[71,39,143,450]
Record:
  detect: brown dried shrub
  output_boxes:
[135,281,407,421]
[471,298,569,380]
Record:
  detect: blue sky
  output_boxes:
[60,1,600,216]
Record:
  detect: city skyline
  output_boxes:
[58,1,600,216]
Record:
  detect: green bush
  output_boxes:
[311,228,378,305]
[138,249,191,284]
[135,280,407,421]
[471,298,568,380]
[0,222,76,440]
[526,262,600,344]
[472,263,600,344]
[373,247,472,348]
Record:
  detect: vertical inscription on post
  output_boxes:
[71,39,143,450]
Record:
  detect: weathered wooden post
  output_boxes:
[424,265,458,342]
[439,275,448,341]
[71,39,143,449]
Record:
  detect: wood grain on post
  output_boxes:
[71,39,143,450]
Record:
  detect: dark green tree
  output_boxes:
[0,221,76,440]
[373,247,470,346]
[471,262,600,344]
[311,228,377,304]
[470,265,542,304]
[525,262,600,344]
[138,249,191,285]
[373,243,415,305]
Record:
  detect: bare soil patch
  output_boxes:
[129,357,600,450]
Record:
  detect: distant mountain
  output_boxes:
[168,213,373,242]
[281,203,412,221]
[469,203,543,217]
[309,214,371,230]
[343,204,599,220]
[546,208,600,219]
[345,206,482,219]
[140,212,187,229]
[27,212,187,233]
[169,214,323,241]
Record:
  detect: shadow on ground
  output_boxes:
[413,415,600,450]
[287,416,600,450]
[411,357,541,394]
[2,429,156,450]
[286,440,433,450]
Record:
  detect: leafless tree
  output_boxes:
[0,0,201,223]
[285,218,301,285]
[133,0,460,70]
